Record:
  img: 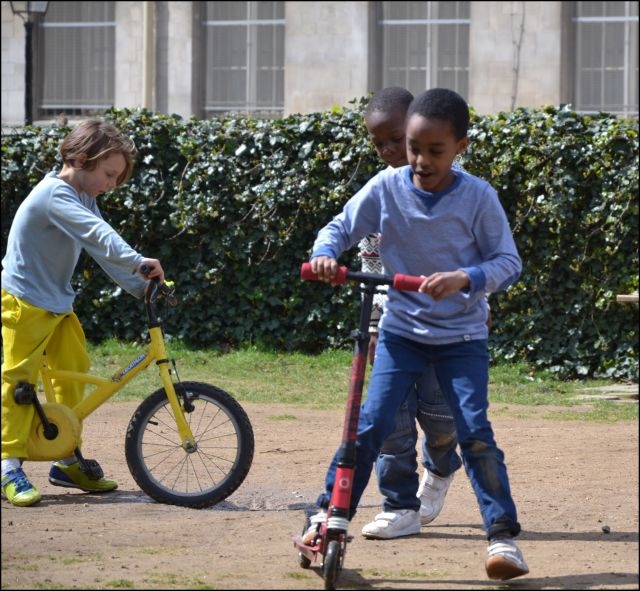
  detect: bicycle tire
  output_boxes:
[125,381,254,509]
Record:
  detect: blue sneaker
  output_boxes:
[49,461,117,492]
[1,467,42,507]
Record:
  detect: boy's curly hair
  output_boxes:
[407,88,470,140]
[365,87,414,117]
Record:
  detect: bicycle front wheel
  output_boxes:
[125,382,254,509]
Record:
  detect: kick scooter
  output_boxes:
[293,262,423,590]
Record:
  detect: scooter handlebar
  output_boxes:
[300,262,349,285]
[300,262,424,292]
[392,273,424,292]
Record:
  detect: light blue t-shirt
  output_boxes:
[311,166,522,345]
[2,171,146,313]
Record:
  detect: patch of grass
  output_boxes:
[362,567,449,579]
[397,569,432,578]
[104,581,135,589]
[89,340,352,407]
[284,571,313,579]
[134,545,181,556]
[1,561,39,572]
[87,341,637,422]
[61,557,86,566]
[486,362,638,420]
[142,573,212,588]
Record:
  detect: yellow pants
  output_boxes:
[1,289,89,460]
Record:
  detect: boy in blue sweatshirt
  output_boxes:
[302,88,528,581]
[358,86,461,540]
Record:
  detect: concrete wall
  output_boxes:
[114,2,145,111]
[0,1,589,126]
[469,1,563,115]
[284,1,370,115]
[1,0,198,125]
[164,1,196,117]
[2,3,27,126]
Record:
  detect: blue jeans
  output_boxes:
[317,329,521,540]
[375,364,461,512]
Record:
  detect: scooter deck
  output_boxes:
[292,535,321,562]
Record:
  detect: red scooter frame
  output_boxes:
[293,262,423,590]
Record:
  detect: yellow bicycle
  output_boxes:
[17,272,254,508]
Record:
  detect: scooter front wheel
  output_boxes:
[125,382,254,508]
[323,539,342,590]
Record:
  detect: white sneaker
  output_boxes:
[301,510,327,546]
[361,509,421,539]
[485,537,529,580]
[417,469,453,525]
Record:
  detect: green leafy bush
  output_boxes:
[1,102,637,380]
[462,106,638,379]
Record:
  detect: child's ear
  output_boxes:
[457,136,469,155]
[73,154,87,169]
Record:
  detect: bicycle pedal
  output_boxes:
[79,459,104,480]
[14,382,36,404]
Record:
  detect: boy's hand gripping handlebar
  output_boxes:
[140,263,177,306]
[300,262,424,292]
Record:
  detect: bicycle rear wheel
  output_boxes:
[125,381,254,508]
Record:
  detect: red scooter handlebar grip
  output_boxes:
[300,262,315,281]
[393,273,424,292]
[300,262,348,285]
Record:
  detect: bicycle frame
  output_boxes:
[33,281,196,458]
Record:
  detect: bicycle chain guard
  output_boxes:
[26,403,80,461]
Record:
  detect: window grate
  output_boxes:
[573,1,638,117]
[380,1,470,99]
[202,1,285,117]
[37,2,115,119]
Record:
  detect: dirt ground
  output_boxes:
[1,397,638,590]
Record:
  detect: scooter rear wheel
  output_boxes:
[298,552,312,569]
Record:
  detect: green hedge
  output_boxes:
[1,102,638,381]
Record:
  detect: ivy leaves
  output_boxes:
[1,101,637,380]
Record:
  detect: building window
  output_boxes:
[573,1,638,116]
[379,1,470,99]
[202,1,284,117]
[38,2,115,119]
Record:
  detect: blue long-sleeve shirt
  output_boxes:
[2,171,146,314]
[311,165,521,344]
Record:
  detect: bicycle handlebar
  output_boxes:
[300,262,424,292]
[140,264,177,306]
